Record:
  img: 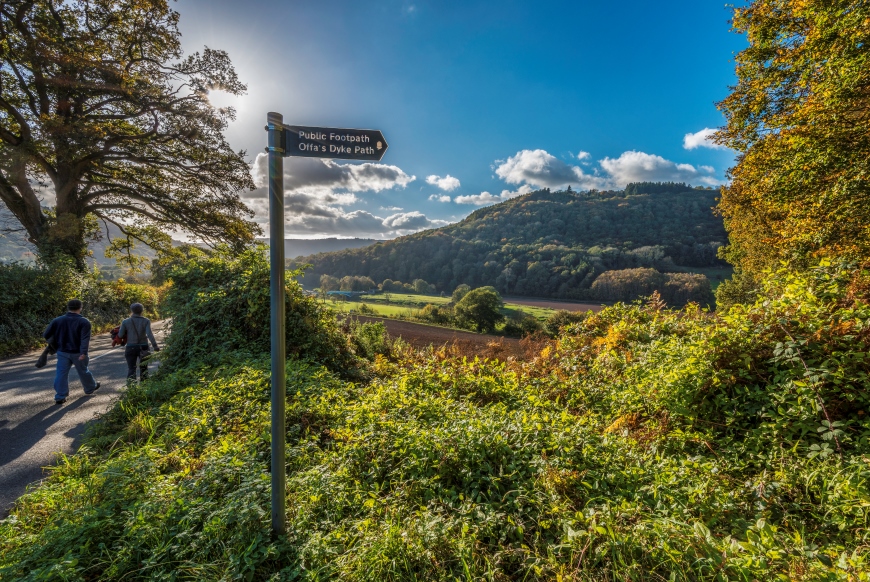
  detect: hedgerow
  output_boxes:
[161,245,361,377]
[1,260,869,580]
[0,261,165,357]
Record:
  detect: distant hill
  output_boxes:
[293,183,728,301]
[258,237,381,260]
[0,208,159,274]
[2,206,379,273]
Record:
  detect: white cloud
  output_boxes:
[426,174,461,191]
[683,128,726,150]
[494,149,607,191]
[453,191,501,206]
[454,185,533,206]
[251,152,415,194]
[280,210,447,237]
[599,151,719,187]
[244,198,447,238]
[429,194,452,203]
[383,211,446,231]
[455,148,723,208]
[245,153,434,238]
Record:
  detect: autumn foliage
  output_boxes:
[716,0,870,283]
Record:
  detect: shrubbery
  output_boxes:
[3,260,869,579]
[0,261,164,357]
[344,320,394,360]
[502,308,543,337]
[591,267,714,307]
[543,309,588,336]
[162,245,361,376]
[416,303,454,326]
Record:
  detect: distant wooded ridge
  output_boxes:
[258,237,382,259]
[291,183,727,303]
[0,210,161,269]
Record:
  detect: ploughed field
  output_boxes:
[350,314,525,358]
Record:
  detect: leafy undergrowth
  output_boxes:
[2,261,870,580]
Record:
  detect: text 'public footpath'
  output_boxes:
[282,125,388,161]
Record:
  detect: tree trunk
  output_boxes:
[36,212,89,270]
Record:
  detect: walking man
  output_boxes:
[118,303,160,382]
[43,299,100,405]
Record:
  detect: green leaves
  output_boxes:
[4,258,870,580]
[0,0,259,268]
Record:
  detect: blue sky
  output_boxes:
[178,0,746,239]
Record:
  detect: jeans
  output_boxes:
[54,351,97,400]
[125,345,150,381]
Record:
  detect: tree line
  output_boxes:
[293,185,725,304]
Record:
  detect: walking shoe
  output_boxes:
[55,398,66,405]
[85,382,101,395]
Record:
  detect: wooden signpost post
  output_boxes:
[265,113,388,533]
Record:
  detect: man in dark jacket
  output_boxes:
[43,299,100,404]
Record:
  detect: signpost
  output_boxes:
[265,113,388,534]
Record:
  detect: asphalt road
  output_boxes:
[0,320,167,519]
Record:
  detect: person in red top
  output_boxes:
[42,299,100,404]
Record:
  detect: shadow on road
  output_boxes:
[0,398,88,467]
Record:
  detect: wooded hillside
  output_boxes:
[294,183,726,300]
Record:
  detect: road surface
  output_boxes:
[0,321,167,519]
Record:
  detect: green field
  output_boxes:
[363,292,451,307]
[680,266,734,289]
[329,292,560,322]
[325,300,417,318]
[502,303,559,321]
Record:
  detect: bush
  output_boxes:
[417,303,455,326]
[0,261,78,356]
[162,245,360,376]
[346,320,392,360]
[0,261,163,357]
[543,309,588,336]
[715,267,759,310]
[79,278,164,329]
[591,268,714,307]
[502,309,542,337]
[356,302,376,315]
[4,260,870,580]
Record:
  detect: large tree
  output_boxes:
[0,0,258,268]
[715,0,870,283]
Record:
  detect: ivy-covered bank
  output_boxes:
[2,261,870,580]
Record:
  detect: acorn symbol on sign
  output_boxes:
[377,141,383,150]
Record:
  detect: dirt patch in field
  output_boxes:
[503,297,604,313]
[350,315,524,359]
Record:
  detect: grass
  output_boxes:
[326,300,417,318]
[502,303,561,321]
[364,292,451,307]
[335,292,560,322]
[3,262,870,580]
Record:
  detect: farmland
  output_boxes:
[328,292,601,323]
[4,256,869,580]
